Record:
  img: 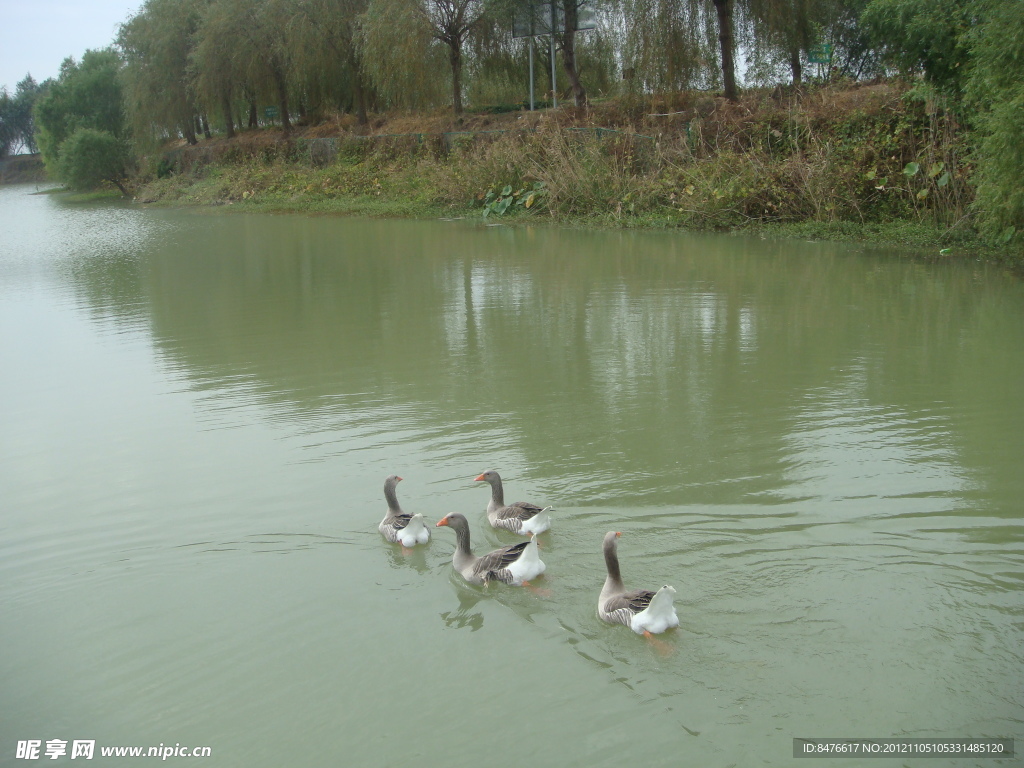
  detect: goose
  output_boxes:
[598,531,679,636]
[378,475,430,547]
[475,470,553,535]
[435,513,545,586]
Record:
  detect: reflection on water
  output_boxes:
[1,184,1022,767]
[440,583,486,632]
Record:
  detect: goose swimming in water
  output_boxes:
[475,470,553,535]
[435,512,545,586]
[377,475,430,547]
[598,531,678,636]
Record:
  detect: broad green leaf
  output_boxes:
[903,162,920,176]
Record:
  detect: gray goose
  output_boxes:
[435,513,545,586]
[475,470,553,535]
[377,475,429,547]
[598,531,678,635]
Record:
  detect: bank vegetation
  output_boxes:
[2,0,1021,263]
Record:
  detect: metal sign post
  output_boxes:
[529,36,535,111]
[807,43,834,80]
[512,1,595,110]
[550,1,558,108]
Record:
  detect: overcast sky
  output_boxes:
[1,0,143,92]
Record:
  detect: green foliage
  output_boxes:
[480,181,548,217]
[118,0,203,147]
[34,49,127,170]
[0,76,43,158]
[57,127,129,193]
[360,0,449,109]
[860,0,973,93]
[0,90,17,158]
[964,0,1024,242]
[156,157,175,178]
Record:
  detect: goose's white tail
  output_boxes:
[630,585,679,635]
[507,535,546,584]
[521,506,553,535]
[397,513,430,547]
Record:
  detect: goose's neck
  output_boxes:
[489,478,505,507]
[384,484,402,514]
[603,540,625,591]
[451,523,475,569]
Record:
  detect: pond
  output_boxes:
[1,184,1021,766]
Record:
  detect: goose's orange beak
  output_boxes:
[436,516,449,527]
[474,473,486,482]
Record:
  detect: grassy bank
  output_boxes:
[130,82,1019,266]
[0,154,46,184]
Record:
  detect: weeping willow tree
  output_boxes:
[359,0,451,110]
[289,0,372,123]
[465,19,531,106]
[620,0,717,93]
[744,0,812,84]
[191,0,299,133]
[190,0,242,138]
[118,0,204,147]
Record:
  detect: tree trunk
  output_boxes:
[271,66,292,133]
[713,0,739,101]
[248,101,258,129]
[560,0,588,108]
[222,91,236,139]
[201,113,212,140]
[183,118,198,146]
[349,52,368,126]
[449,44,463,115]
[110,176,129,197]
[790,48,802,86]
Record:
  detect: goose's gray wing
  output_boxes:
[473,540,531,582]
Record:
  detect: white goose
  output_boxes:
[435,513,545,586]
[475,470,553,535]
[598,531,679,636]
[377,475,430,547]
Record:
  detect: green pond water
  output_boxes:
[1,184,1021,767]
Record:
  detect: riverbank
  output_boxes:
[118,82,1024,267]
[0,154,45,184]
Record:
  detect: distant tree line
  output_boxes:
[3,0,1021,239]
[0,76,42,157]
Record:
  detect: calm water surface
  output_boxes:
[1,184,1022,767]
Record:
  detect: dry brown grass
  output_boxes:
[142,80,980,235]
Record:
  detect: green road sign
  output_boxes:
[808,44,833,64]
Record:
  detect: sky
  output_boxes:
[1,0,143,92]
